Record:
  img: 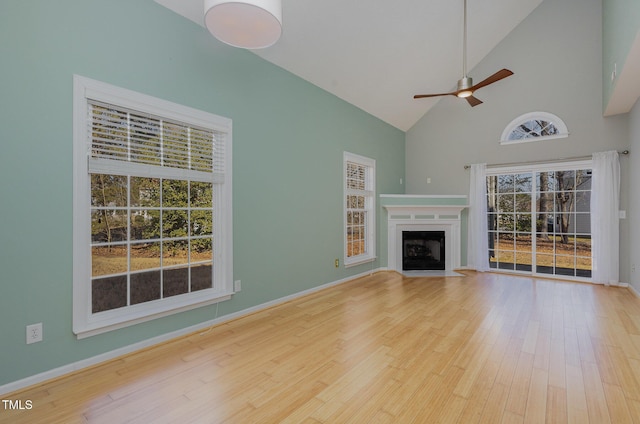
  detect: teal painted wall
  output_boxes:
[603,0,640,111]
[0,0,404,386]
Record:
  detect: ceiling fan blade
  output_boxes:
[466,95,483,107]
[413,92,456,99]
[471,69,514,91]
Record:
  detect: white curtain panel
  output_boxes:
[591,150,620,285]
[467,163,489,272]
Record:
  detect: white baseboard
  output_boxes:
[628,283,640,298]
[0,268,383,396]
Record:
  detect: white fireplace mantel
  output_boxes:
[382,199,469,275]
[383,204,468,219]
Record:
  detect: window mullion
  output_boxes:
[127,175,131,307]
[187,181,191,293]
[532,172,537,272]
[159,177,164,299]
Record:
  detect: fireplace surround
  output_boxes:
[382,196,468,276]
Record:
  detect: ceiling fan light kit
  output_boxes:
[414,0,513,106]
[456,77,473,98]
[204,0,282,49]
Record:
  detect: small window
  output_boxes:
[501,112,568,145]
[344,152,376,267]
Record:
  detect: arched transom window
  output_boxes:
[501,112,568,144]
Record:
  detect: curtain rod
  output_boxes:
[463,150,629,170]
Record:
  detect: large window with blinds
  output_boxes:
[73,76,233,338]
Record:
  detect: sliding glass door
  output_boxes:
[487,173,533,272]
[487,165,592,279]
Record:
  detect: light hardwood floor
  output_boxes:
[3,271,640,423]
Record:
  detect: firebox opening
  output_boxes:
[402,231,445,271]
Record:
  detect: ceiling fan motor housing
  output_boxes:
[457,77,474,98]
[457,77,473,91]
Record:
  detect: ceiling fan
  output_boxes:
[413,0,513,107]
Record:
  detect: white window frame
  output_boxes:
[486,159,592,282]
[500,111,569,145]
[343,152,376,267]
[73,75,233,338]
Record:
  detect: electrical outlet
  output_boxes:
[234,280,241,292]
[335,258,340,268]
[26,323,43,344]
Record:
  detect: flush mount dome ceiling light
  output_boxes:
[204,0,282,49]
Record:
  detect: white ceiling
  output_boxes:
[155,0,544,131]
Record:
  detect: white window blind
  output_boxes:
[88,100,226,182]
[346,162,366,190]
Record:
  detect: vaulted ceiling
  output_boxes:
[155,0,544,131]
